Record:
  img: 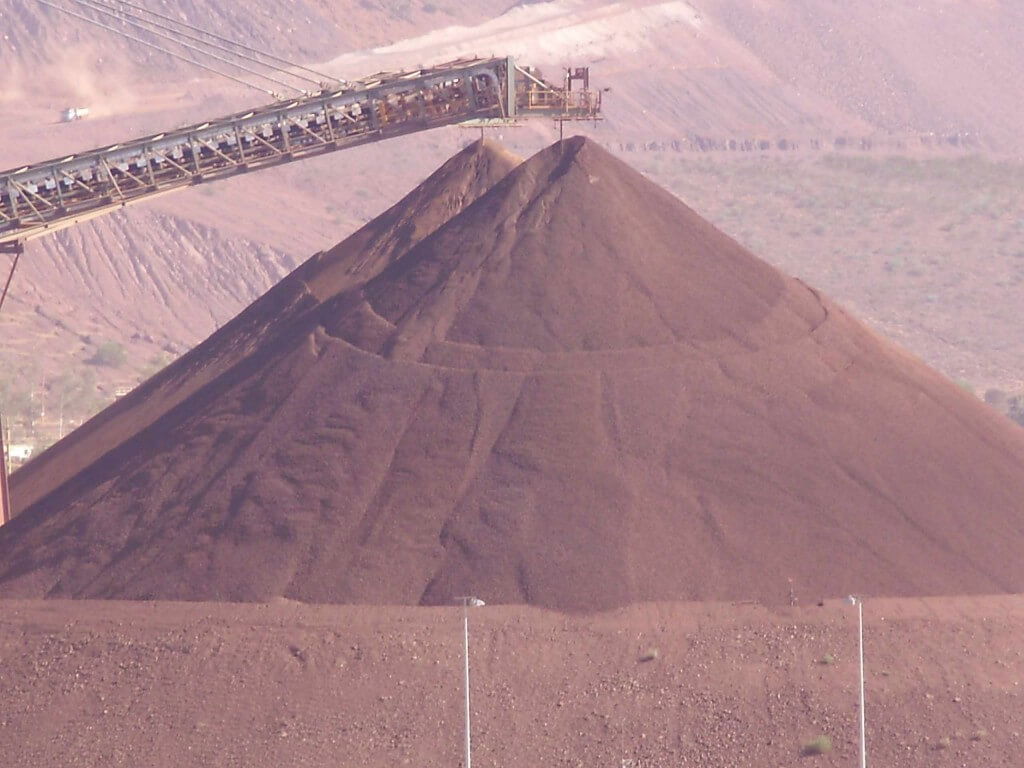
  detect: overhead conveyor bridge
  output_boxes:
[0,56,601,251]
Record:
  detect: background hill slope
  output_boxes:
[3,0,1024,451]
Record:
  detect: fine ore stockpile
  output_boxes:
[3,137,1024,608]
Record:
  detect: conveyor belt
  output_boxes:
[0,57,601,247]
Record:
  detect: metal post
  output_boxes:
[0,239,16,526]
[0,410,10,526]
[456,596,484,768]
[857,599,866,768]
[846,595,866,768]
[463,602,472,768]
[505,56,517,119]
[0,243,23,315]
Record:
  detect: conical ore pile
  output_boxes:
[3,137,1024,609]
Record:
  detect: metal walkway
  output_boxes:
[0,57,600,249]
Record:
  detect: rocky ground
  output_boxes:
[0,595,1021,767]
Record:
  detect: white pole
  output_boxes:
[857,599,866,768]
[0,410,10,526]
[463,601,472,768]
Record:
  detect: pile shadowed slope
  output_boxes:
[2,137,1024,609]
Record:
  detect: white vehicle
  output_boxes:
[60,107,90,122]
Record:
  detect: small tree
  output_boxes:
[50,368,103,424]
[1009,395,1024,427]
[89,341,127,368]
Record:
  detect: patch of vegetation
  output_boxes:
[0,375,35,425]
[818,653,836,666]
[801,735,833,756]
[1013,405,1024,427]
[88,341,127,368]
[984,389,1024,427]
[0,364,109,458]
[955,379,975,395]
[140,353,171,380]
[638,647,659,663]
[50,368,103,417]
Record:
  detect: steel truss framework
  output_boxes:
[0,57,601,247]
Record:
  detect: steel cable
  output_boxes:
[82,0,323,88]
[64,0,305,94]
[84,0,329,89]
[32,0,280,95]
[98,0,342,86]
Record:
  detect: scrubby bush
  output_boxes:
[89,341,127,368]
[1009,395,1024,427]
[638,647,659,662]
[801,736,833,756]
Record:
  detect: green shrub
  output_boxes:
[801,736,833,756]
[89,341,126,368]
